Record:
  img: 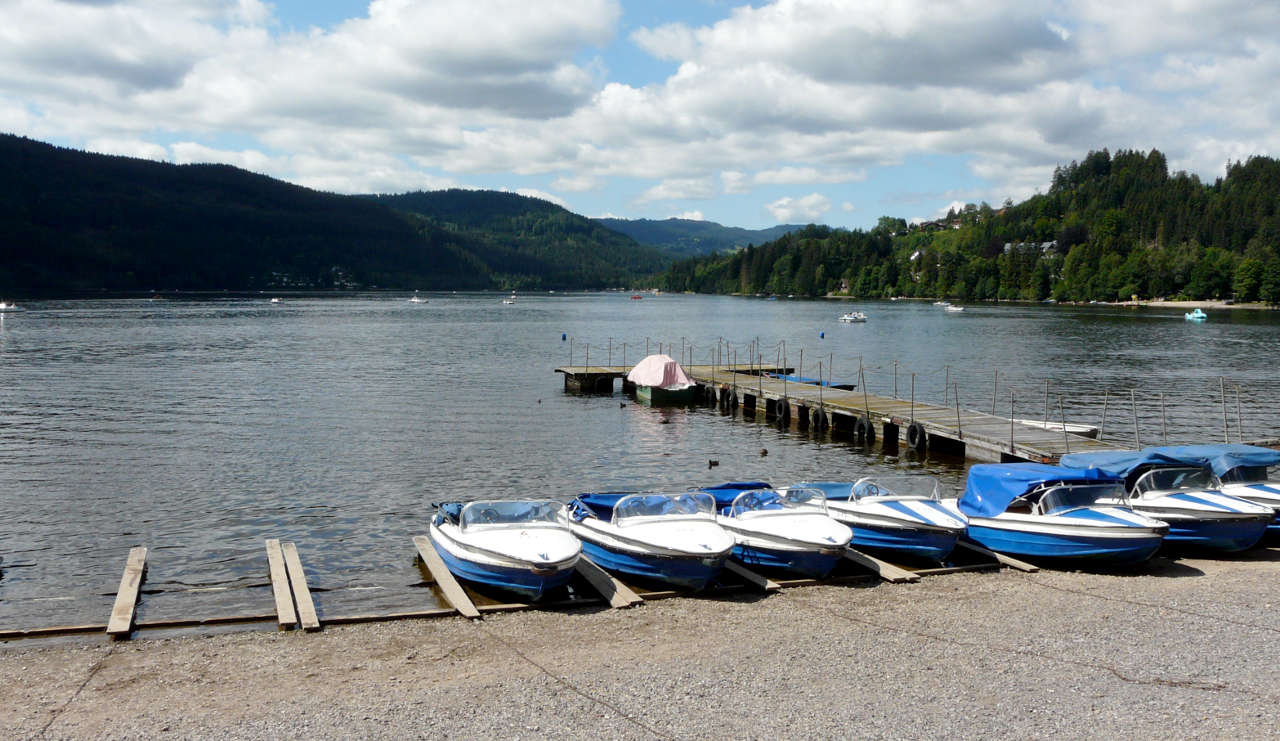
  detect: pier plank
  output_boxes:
[575,556,643,607]
[723,560,780,592]
[412,535,481,619]
[842,547,921,583]
[281,542,321,631]
[107,546,148,639]
[956,540,1040,572]
[264,539,298,630]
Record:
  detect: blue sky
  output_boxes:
[2,1,1277,229]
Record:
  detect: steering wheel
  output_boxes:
[480,508,499,523]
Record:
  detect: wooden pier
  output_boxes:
[556,363,1122,463]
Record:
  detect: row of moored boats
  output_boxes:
[428,443,1280,600]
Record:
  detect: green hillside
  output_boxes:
[659,148,1280,303]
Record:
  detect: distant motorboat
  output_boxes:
[944,305,965,313]
[1185,308,1207,321]
[839,311,867,323]
[0,301,23,312]
[502,292,516,305]
[933,301,950,306]
[1012,418,1100,439]
[269,297,281,304]
[630,294,643,300]
[408,293,427,304]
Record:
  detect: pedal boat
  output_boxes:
[798,477,967,562]
[940,463,1169,566]
[1059,450,1272,552]
[429,500,581,600]
[566,492,735,590]
[698,483,852,578]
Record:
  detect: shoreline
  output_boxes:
[3,550,1277,738]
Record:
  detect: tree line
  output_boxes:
[659,149,1280,304]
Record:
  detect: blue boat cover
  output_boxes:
[960,463,1121,517]
[1057,450,1188,478]
[698,481,772,508]
[1137,444,1280,477]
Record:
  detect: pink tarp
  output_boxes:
[626,354,695,390]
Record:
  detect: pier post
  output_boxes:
[1131,389,1141,448]
[1235,385,1243,442]
[1220,377,1229,443]
[1059,395,1070,454]
[1099,390,1109,441]
[1160,392,1167,443]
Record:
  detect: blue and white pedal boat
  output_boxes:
[1060,450,1273,552]
[797,477,967,562]
[1137,444,1280,535]
[566,492,735,590]
[429,500,581,600]
[940,463,1169,566]
[698,483,852,578]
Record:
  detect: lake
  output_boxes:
[1,293,1276,630]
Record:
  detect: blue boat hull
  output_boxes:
[848,525,958,563]
[579,540,727,591]
[1163,517,1269,552]
[431,540,575,600]
[964,524,1163,566]
[732,544,842,579]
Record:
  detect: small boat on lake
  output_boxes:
[502,292,516,305]
[944,305,965,313]
[627,353,697,405]
[1011,418,1100,438]
[800,476,967,562]
[1128,444,1280,536]
[839,311,867,323]
[1185,308,1208,321]
[942,463,1169,566]
[408,293,427,304]
[697,482,852,578]
[0,301,23,312]
[269,297,281,304]
[1059,450,1273,552]
[429,500,581,600]
[565,492,734,590]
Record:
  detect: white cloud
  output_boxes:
[551,174,600,192]
[630,23,696,61]
[841,202,855,212]
[85,137,170,162]
[766,193,830,222]
[514,188,571,209]
[636,177,717,203]
[754,167,866,185]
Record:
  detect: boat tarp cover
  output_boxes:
[1136,444,1280,477]
[960,463,1121,517]
[1058,450,1195,478]
[626,354,695,390]
[698,481,772,507]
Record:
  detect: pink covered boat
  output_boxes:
[627,354,697,405]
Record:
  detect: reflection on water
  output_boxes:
[0,295,1277,628]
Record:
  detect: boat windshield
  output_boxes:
[1133,466,1215,494]
[728,487,828,518]
[1218,465,1274,484]
[613,492,715,526]
[851,476,941,501]
[1034,483,1126,515]
[459,500,565,532]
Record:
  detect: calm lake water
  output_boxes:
[1,293,1277,629]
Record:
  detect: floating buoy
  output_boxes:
[561,333,567,341]
[819,331,825,339]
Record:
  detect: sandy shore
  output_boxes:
[3,548,1278,739]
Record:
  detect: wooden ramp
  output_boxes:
[413,535,481,619]
[264,539,321,631]
[842,547,920,583]
[107,546,147,639]
[575,557,643,608]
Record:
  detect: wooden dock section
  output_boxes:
[556,363,1122,463]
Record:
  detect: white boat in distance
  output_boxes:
[408,293,427,304]
[502,292,516,304]
[0,301,23,312]
[1012,418,1100,439]
[944,305,965,312]
[839,312,867,323]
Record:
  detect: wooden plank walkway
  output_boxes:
[107,546,148,639]
[281,542,321,631]
[558,363,1122,463]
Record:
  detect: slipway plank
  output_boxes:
[107,546,148,639]
[842,547,920,583]
[281,542,321,631]
[575,556,643,608]
[264,538,298,630]
[413,535,480,619]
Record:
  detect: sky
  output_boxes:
[3,0,1278,229]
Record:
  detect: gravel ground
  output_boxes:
[2,548,1278,740]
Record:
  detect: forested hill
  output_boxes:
[0,135,671,295]
[593,217,804,258]
[660,149,1280,303]
[369,190,670,289]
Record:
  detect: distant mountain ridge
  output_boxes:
[0,134,671,295]
[594,217,805,257]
